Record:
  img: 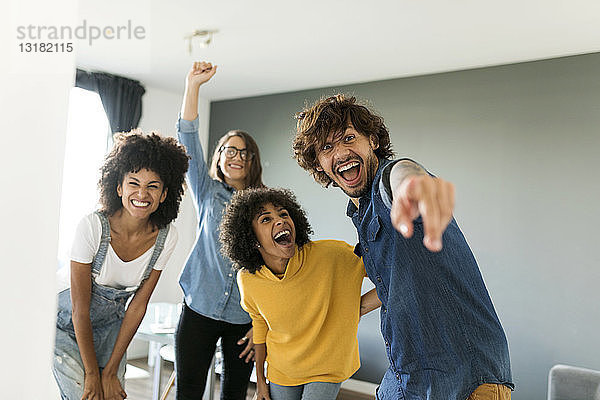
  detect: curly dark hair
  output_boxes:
[98,129,189,228]
[219,188,313,273]
[293,94,394,187]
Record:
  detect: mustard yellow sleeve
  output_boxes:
[237,272,268,344]
[340,241,367,277]
[360,257,367,277]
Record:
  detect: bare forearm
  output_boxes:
[181,83,200,121]
[104,270,161,374]
[70,262,100,376]
[72,310,100,375]
[102,302,147,374]
[255,343,267,383]
[360,288,382,316]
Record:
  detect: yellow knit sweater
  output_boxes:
[237,240,366,385]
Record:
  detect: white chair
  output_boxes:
[158,345,176,400]
[548,364,600,400]
[157,344,218,400]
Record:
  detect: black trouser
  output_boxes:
[175,303,253,400]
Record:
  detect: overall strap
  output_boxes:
[91,211,111,277]
[140,224,170,282]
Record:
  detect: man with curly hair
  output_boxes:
[292,95,513,400]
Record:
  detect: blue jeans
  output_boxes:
[269,382,342,400]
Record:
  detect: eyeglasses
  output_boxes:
[220,145,254,161]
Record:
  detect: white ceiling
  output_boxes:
[76,0,600,101]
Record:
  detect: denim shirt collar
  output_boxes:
[345,157,389,219]
[345,200,358,218]
[219,179,235,193]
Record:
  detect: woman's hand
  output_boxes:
[181,61,216,120]
[254,379,271,400]
[238,327,256,363]
[186,61,217,89]
[100,370,127,400]
[81,372,104,400]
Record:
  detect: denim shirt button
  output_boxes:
[385,341,389,347]
[224,292,229,296]
[365,247,369,252]
[377,276,382,282]
[228,273,232,277]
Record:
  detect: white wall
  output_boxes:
[0,0,76,398]
[129,84,210,357]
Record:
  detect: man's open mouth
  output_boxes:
[336,160,362,185]
[273,229,293,246]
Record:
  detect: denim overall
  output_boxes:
[52,211,169,400]
[348,159,513,400]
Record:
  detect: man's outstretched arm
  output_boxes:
[388,160,455,252]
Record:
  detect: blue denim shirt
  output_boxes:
[176,117,250,324]
[348,159,513,400]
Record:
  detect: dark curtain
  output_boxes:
[75,69,146,135]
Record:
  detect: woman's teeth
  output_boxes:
[273,230,292,244]
[132,199,150,207]
[274,230,290,240]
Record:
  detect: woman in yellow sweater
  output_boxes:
[220,187,381,400]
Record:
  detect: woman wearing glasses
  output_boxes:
[175,61,264,400]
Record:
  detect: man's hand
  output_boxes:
[186,61,217,89]
[390,174,455,252]
[237,327,256,363]
[100,370,127,400]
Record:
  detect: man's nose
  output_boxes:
[333,142,350,160]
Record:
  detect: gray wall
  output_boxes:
[209,53,600,399]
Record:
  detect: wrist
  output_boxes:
[185,82,202,93]
[84,368,100,377]
[101,364,118,376]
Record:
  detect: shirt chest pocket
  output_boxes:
[360,216,382,257]
[209,192,230,218]
[367,215,382,242]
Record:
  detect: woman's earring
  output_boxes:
[256,243,261,248]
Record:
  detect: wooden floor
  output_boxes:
[124,358,373,400]
[125,358,256,400]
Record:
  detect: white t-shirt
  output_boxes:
[57,213,178,292]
